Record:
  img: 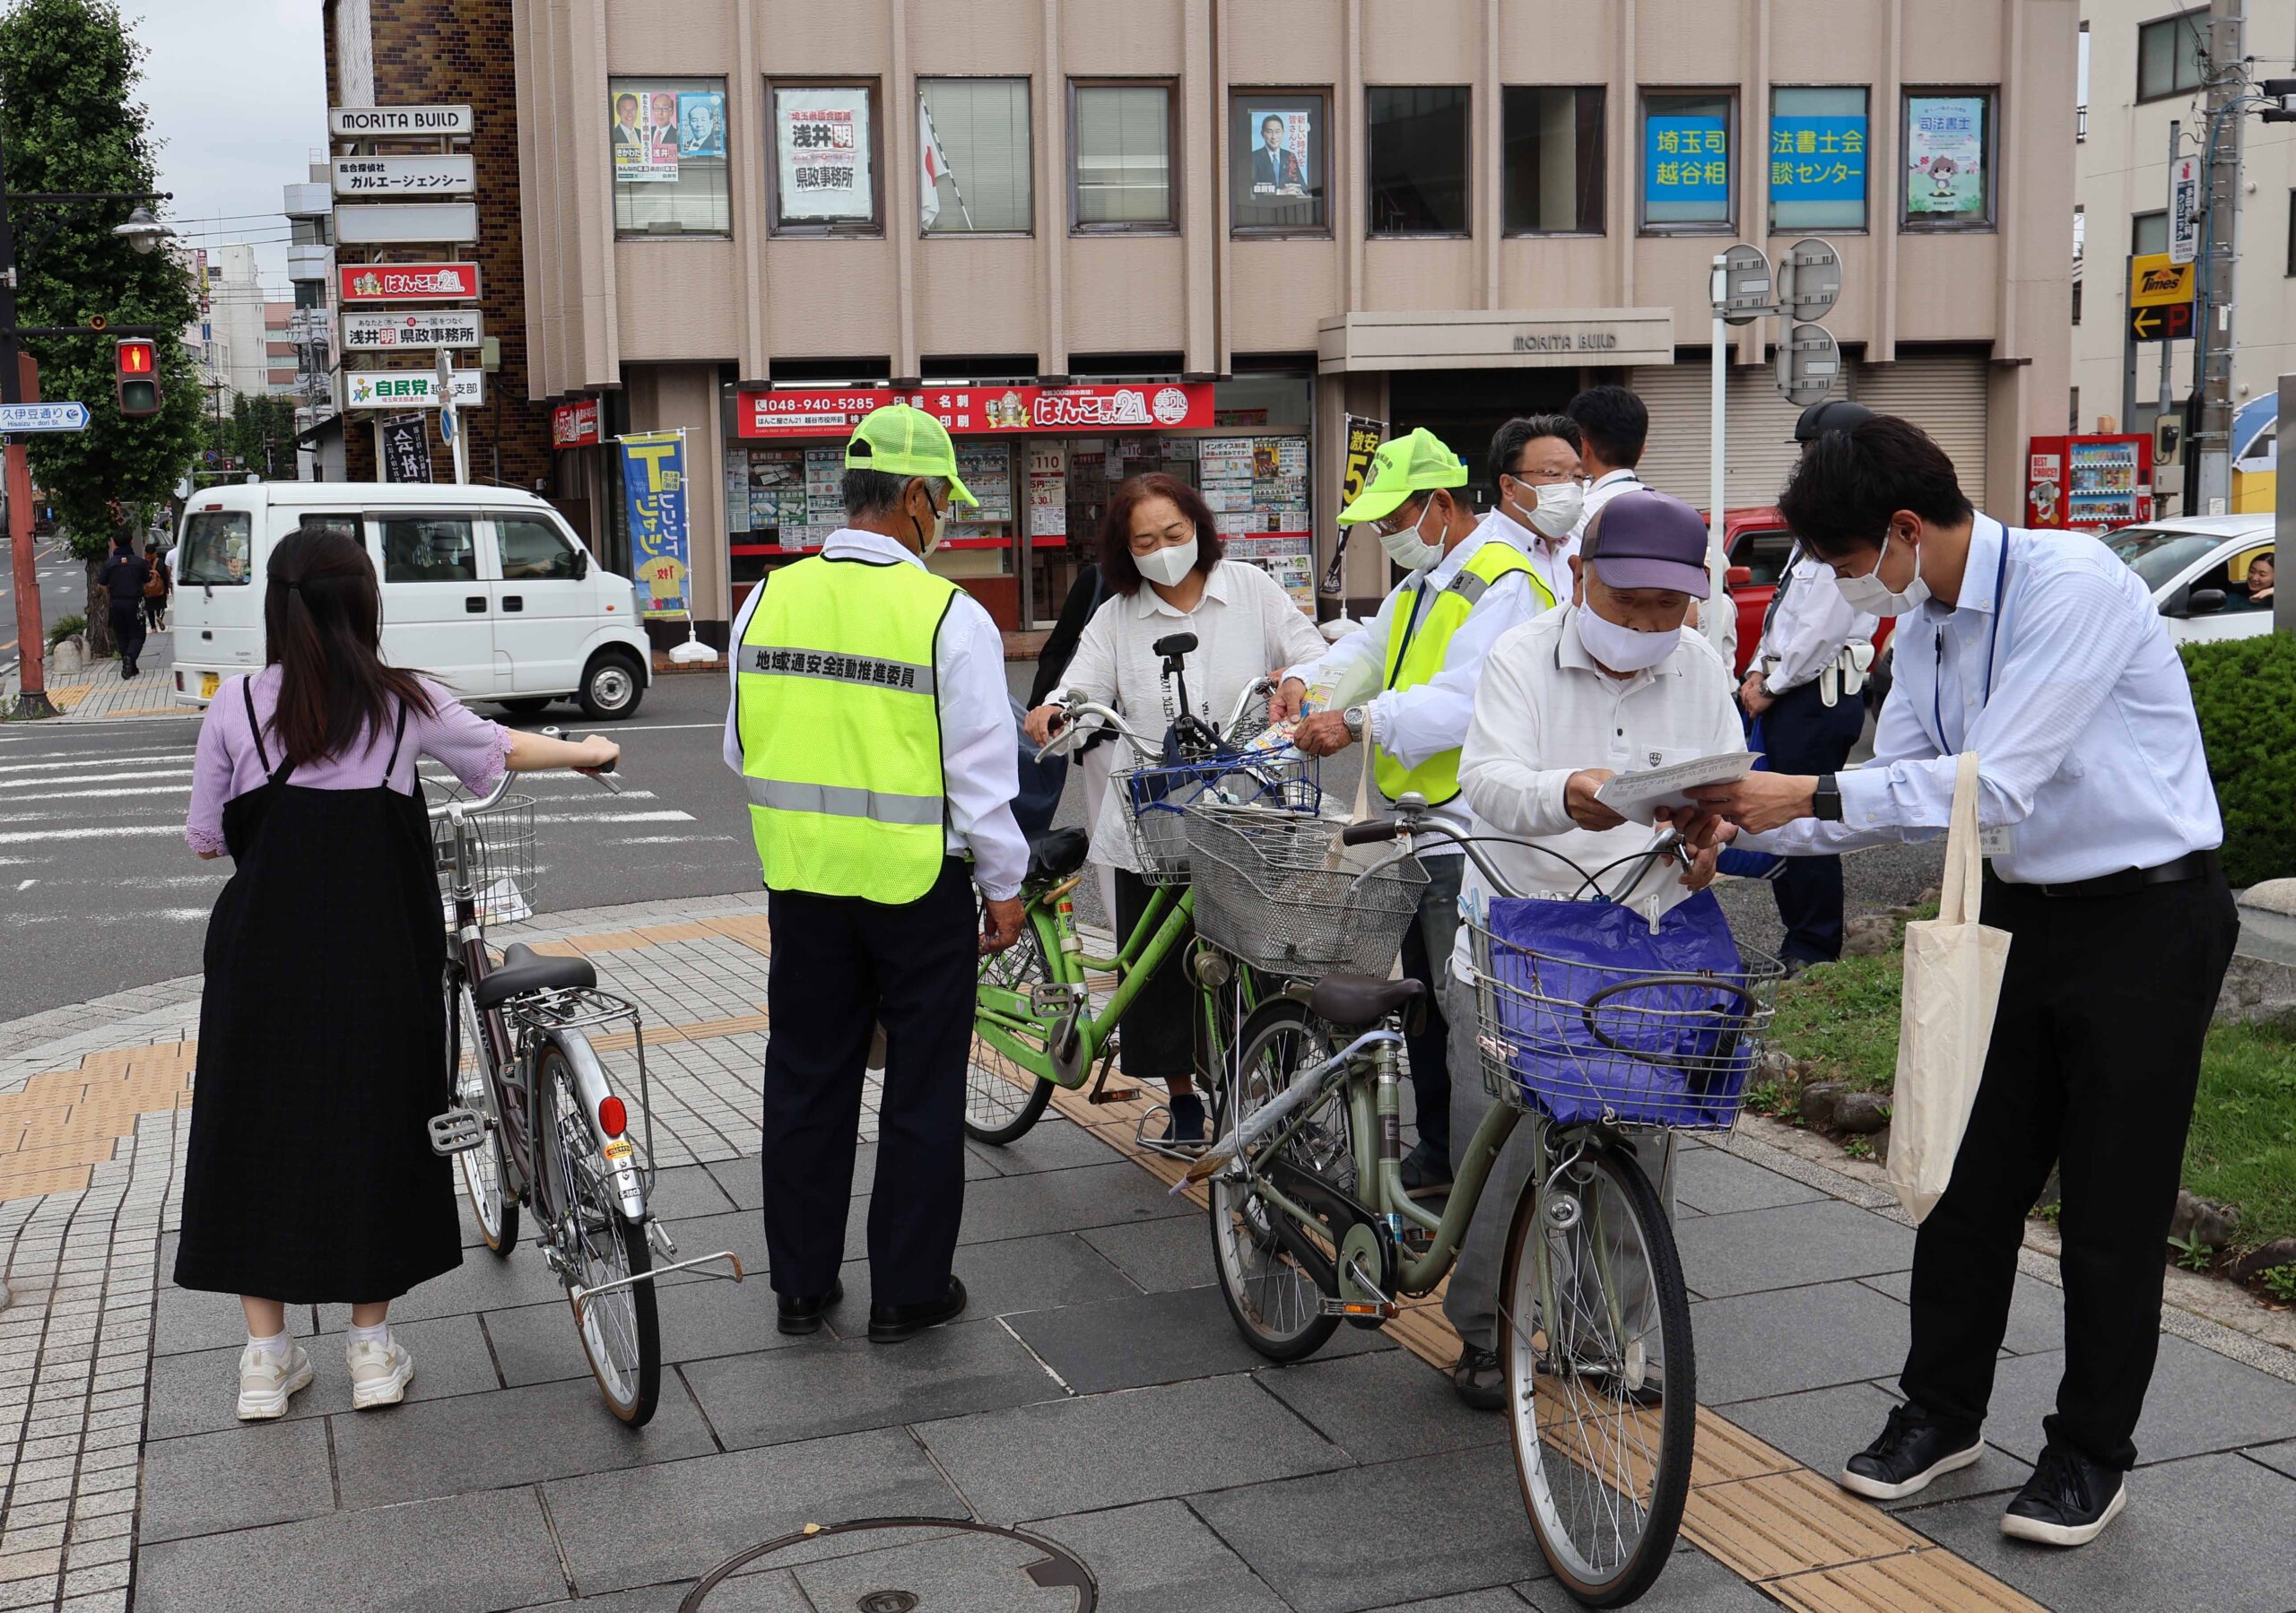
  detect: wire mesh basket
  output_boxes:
[432,794,538,930]
[1184,803,1429,978]
[502,985,659,1196]
[1467,915,1784,1132]
[1118,753,1319,886]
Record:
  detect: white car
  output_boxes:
[2100,516,2276,645]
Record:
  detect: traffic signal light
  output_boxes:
[114,339,160,418]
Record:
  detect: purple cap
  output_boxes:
[1583,489,1712,599]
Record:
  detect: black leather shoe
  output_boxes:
[867,1276,967,1342]
[1839,1401,1983,1500]
[775,1277,843,1336]
[2001,1444,2126,1547]
[1451,1344,1505,1410]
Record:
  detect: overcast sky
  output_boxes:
[124,0,326,296]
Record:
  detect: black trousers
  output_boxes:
[761,856,977,1308]
[1901,863,2237,1470]
[1396,854,1465,1164]
[1112,865,1196,1082]
[109,602,146,668]
[1758,679,1867,965]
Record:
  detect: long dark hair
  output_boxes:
[264,531,434,767]
[1098,472,1225,596]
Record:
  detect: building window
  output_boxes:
[1901,91,1996,230]
[1640,91,1734,230]
[1071,82,1176,230]
[2070,386,2081,434]
[2073,204,2085,323]
[610,77,732,237]
[918,78,1032,234]
[2077,22,2091,141]
[2134,209,2169,256]
[1501,86,1604,234]
[769,80,882,235]
[2136,13,2205,102]
[1770,87,1868,231]
[1230,90,1329,235]
[1368,86,1471,236]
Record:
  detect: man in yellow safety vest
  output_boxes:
[1274,427,1560,1195]
[722,403,1027,1343]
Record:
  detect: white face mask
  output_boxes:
[1376,499,1448,572]
[1834,527,1930,617]
[1134,535,1200,587]
[1575,602,1681,673]
[1511,479,1585,541]
[910,491,950,556]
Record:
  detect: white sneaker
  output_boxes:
[346,1338,415,1409]
[236,1342,314,1421]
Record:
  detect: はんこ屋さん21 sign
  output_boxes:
[337,263,480,304]
[329,105,474,137]
[344,369,484,409]
[552,399,602,448]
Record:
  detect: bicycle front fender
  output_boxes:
[545,1027,648,1222]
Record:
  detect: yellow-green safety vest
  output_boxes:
[735,554,958,902]
[1372,540,1557,805]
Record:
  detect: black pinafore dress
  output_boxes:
[172,681,462,1303]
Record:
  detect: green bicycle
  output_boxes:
[966,644,1307,1149]
[1186,797,1780,1607]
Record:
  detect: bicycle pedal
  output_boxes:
[427,1108,486,1156]
[647,1221,678,1260]
[1089,1084,1142,1105]
[1318,1296,1396,1321]
[1029,982,1086,1015]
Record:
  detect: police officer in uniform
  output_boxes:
[1736,400,1881,967]
[1274,429,1557,1192]
[1692,416,2238,1548]
[723,403,1029,1342]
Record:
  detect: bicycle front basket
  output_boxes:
[1469,889,1781,1131]
[1118,753,1318,887]
[431,793,538,929]
[1184,802,1427,978]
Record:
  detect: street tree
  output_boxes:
[0,0,200,656]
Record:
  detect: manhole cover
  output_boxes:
[681,1518,1096,1612]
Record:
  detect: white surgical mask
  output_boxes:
[1574,603,1681,673]
[1513,479,1585,541]
[911,497,950,556]
[1135,536,1200,587]
[1833,527,1930,617]
[1376,499,1447,571]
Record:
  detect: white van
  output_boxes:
[170,482,653,719]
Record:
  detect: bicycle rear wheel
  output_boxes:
[542,1046,659,1426]
[1501,1139,1692,1608]
[450,973,517,1257]
[967,921,1057,1144]
[1206,997,1351,1363]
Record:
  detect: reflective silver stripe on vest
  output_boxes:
[744,776,944,827]
[1447,570,1494,605]
[737,644,936,695]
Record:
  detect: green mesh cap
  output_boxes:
[844,403,977,506]
[1336,428,1469,525]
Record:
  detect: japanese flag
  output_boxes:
[919,96,944,229]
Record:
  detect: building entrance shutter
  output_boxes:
[1852,352,1989,509]
[1630,360,1833,512]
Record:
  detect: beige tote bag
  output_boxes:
[1885,750,2012,1224]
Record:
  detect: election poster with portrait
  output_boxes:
[1246,108,1312,196]
[612,87,680,183]
[776,87,874,222]
[1906,96,1985,216]
[679,91,726,158]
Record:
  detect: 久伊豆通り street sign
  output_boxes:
[0,403,89,432]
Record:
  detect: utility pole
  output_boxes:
[2160,117,2179,507]
[2191,0,2243,516]
[0,119,53,718]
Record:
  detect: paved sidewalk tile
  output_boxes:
[479,1272,797,1386]
[1006,1284,1390,1396]
[1031,1499,1291,1612]
[1669,1198,1914,1298]
[1963,1337,2296,1467]
[1517,1546,1775,1611]
[144,1314,500,1439]
[1672,1147,1830,1216]
[838,1227,1144,1317]
[2243,1437,2296,1479]
[1251,1349,1507,1465]
[1076,1215,1218,1293]
[1858,1267,2067,1356]
[1714,1379,2033,1510]
[1692,1280,1914,1404]
[135,1418,335,1544]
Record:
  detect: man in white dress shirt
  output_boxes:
[1274,428,1557,1190]
[1441,488,1740,1408]
[1566,385,1648,539]
[1480,413,1588,608]
[1692,416,2237,1548]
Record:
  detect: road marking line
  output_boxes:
[0,767,194,790]
[531,810,695,825]
[0,749,196,772]
[0,824,180,845]
[0,784,195,804]
[13,880,30,892]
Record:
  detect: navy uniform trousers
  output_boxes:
[1757,679,1868,965]
[761,855,977,1308]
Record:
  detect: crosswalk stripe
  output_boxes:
[0,824,182,846]
[0,767,195,790]
[1,783,195,804]
[0,747,196,768]
[533,810,695,825]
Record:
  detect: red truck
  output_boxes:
[1710,505,1894,690]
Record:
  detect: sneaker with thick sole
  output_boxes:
[1451,1344,1505,1410]
[1839,1401,1983,1500]
[346,1338,415,1409]
[236,1342,314,1421]
[2000,1445,2127,1547]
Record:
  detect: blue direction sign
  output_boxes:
[0,403,90,432]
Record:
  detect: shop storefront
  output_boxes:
[720,375,1317,629]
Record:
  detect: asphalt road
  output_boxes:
[0,671,761,1021]
[0,534,89,681]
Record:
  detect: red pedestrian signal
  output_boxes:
[114,339,161,418]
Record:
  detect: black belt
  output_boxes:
[1986,848,2216,900]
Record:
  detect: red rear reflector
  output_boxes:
[597,1096,628,1138]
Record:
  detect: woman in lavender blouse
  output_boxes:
[178,530,617,1423]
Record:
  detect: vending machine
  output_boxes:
[2024,433,2152,532]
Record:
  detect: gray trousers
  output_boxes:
[1441,971,1678,1354]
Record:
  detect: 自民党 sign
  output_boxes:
[340,309,483,351]
[342,369,484,410]
[0,403,89,433]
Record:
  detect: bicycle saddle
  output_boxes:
[1309,974,1426,1030]
[472,941,598,1010]
[1024,827,1091,886]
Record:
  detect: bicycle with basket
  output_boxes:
[1184,792,1781,1607]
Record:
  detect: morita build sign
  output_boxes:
[329,105,474,137]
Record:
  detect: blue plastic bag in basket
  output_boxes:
[1485,889,1753,1127]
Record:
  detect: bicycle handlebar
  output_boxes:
[426,731,623,820]
[1033,674,1280,766]
[1346,808,1688,906]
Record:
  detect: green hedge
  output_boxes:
[2182,631,2296,889]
